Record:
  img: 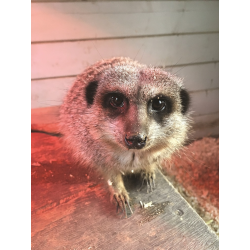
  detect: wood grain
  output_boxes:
[32,165,219,249]
[31,106,60,125]
[31,33,219,79]
[192,113,219,139]
[31,1,219,42]
[190,89,219,116]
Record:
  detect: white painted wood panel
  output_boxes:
[31,0,219,15]
[190,89,219,116]
[31,77,73,109]
[31,1,219,15]
[31,1,218,42]
[192,112,219,139]
[31,33,219,79]
[167,62,219,91]
[31,63,219,109]
[31,106,60,125]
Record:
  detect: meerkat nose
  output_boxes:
[125,134,147,149]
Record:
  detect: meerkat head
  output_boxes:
[60,57,191,166]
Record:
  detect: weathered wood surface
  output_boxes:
[31,33,219,80]
[31,134,218,249]
[31,1,219,43]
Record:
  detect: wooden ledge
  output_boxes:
[31,133,218,249]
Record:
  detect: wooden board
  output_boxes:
[31,106,60,125]
[168,62,219,92]
[31,33,219,79]
[190,89,219,116]
[32,165,219,250]
[32,0,219,2]
[31,1,219,42]
[31,77,72,109]
[31,62,219,109]
[192,113,219,139]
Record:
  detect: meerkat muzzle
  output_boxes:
[125,134,147,149]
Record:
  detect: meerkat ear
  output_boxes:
[85,81,99,106]
[180,88,190,114]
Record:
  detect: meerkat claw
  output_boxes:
[139,170,156,193]
[138,178,145,192]
[125,198,133,214]
[114,194,132,218]
[149,178,153,193]
[114,194,122,213]
[116,201,119,213]
[152,178,156,189]
[146,179,150,193]
[122,200,127,219]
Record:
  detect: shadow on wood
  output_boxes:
[31,133,218,250]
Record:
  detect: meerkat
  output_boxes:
[60,57,191,217]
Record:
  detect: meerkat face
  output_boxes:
[82,62,190,157]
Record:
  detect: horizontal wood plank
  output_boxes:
[32,0,219,3]
[167,62,219,92]
[31,1,218,42]
[31,33,219,79]
[190,88,219,116]
[31,77,72,109]
[192,112,219,139]
[31,1,219,15]
[31,62,219,109]
[31,106,60,125]
[31,148,219,250]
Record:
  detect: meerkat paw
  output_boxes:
[138,169,156,193]
[108,181,133,218]
[113,191,133,218]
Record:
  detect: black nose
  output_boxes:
[125,134,147,149]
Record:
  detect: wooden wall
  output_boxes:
[31,1,219,139]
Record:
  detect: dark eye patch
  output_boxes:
[149,95,172,113]
[109,94,124,108]
[180,89,190,114]
[151,98,167,112]
[102,92,126,108]
[85,81,99,106]
[148,95,173,123]
[102,92,128,118]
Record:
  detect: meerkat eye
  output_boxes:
[151,98,166,111]
[148,95,173,118]
[109,94,124,108]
